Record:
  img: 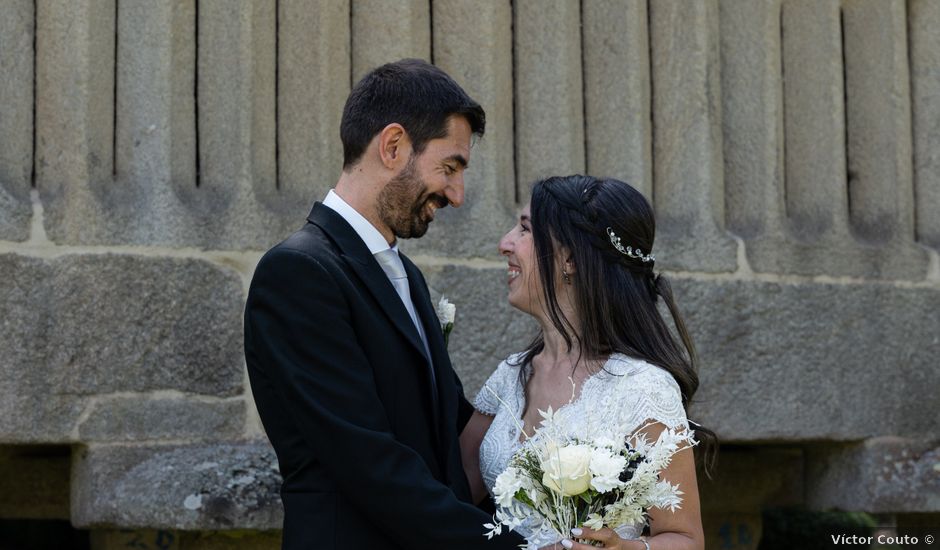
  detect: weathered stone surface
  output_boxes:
[0,253,244,442]
[675,278,940,442]
[278,0,349,207]
[351,0,430,82]
[910,0,940,250]
[719,0,784,239]
[78,398,246,442]
[583,0,652,198]
[0,0,33,242]
[35,0,115,244]
[806,438,940,513]
[72,442,282,529]
[402,0,516,259]
[0,446,71,519]
[513,0,584,201]
[649,0,737,272]
[419,264,537,393]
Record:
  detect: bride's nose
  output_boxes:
[498,231,513,257]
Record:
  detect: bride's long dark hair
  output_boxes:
[513,175,717,472]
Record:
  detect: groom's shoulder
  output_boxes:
[256,223,342,276]
[270,223,337,260]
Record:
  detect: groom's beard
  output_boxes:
[378,156,448,239]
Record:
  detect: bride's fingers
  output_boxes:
[565,526,619,548]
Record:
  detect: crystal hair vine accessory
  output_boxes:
[606,227,655,263]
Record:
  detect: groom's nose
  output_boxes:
[445,178,465,208]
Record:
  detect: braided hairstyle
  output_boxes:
[513,175,717,471]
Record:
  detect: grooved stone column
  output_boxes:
[278,0,350,207]
[197,0,276,198]
[0,0,33,241]
[583,0,652,198]
[741,0,928,279]
[35,0,115,243]
[403,0,514,258]
[842,0,914,245]
[513,0,584,201]
[910,0,940,250]
[351,0,430,82]
[719,0,784,239]
[649,0,736,272]
[781,0,846,240]
[195,0,282,248]
[115,0,196,244]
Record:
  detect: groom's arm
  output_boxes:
[245,248,525,550]
[454,373,475,433]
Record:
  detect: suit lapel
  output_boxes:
[307,204,429,364]
[402,254,456,460]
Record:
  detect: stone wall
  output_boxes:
[1,1,937,548]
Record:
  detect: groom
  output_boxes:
[244,60,526,549]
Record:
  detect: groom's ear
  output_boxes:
[377,123,412,170]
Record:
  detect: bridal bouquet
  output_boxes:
[484,405,695,548]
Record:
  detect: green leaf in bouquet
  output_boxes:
[514,488,535,508]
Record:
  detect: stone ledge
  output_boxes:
[677,278,940,442]
[0,253,245,443]
[71,441,282,530]
[77,397,246,442]
[420,266,940,443]
[806,437,940,514]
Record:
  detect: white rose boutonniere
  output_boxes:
[436,296,456,349]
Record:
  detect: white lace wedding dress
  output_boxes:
[474,352,690,547]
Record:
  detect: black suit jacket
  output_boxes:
[244,203,525,549]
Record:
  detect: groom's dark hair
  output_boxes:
[340,59,485,169]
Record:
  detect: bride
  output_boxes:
[460,175,714,550]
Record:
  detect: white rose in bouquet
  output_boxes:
[540,444,593,496]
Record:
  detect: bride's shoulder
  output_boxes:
[603,354,688,428]
[487,352,527,382]
[473,352,527,415]
[604,354,681,393]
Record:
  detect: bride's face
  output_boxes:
[498,204,541,314]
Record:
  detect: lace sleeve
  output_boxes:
[608,360,689,434]
[473,360,509,416]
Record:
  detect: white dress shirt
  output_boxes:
[320,190,434,366]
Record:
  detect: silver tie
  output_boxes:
[373,248,432,364]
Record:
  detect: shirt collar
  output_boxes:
[322,189,398,255]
